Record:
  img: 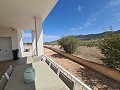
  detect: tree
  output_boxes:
[58,36,80,54]
[99,34,120,69]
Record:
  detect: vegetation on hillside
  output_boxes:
[44,41,58,45]
[76,30,120,40]
[99,34,120,69]
[58,36,80,54]
[45,30,120,46]
[79,40,99,47]
[24,42,32,45]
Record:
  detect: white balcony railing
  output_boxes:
[41,54,92,90]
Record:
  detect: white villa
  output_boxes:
[0,0,92,90]
[0,0,59,60]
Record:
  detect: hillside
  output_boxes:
[44,30,120,44]
[76,30,120,40]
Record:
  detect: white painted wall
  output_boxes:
[0,28,18,50]
[0,27,23,60]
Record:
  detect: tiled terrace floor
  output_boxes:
[0,57,33,79]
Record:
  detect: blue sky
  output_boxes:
[23,0,120,43]
[23,30,32,43]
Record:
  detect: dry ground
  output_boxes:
[76,46,104,64]
[44,48,120,90]
[51,45,104,65]
[22,45,32,57]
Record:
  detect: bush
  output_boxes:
[86,42,95,47]
[58,36,80,54]
[80,43,86,46]
[99,34,120,69]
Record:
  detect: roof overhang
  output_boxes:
[0,0,58,30]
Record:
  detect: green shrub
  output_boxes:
[86,42,95,47]
[58,36,80,54]
[94,43,99,47]
[99,34,120,69]
[80,43,85,46]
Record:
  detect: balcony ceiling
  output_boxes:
[0,0,58,30]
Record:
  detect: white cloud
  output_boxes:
[70,26,82,31]
[89,18,97,21]
[84,18,97,27]
[114,13,120,21]
[77,5,82,12]
[108,0,120,7]
[74,5,82,12]
[70,26,82,34]
[44,34,60,42]
[22,33,31,38]
[95,0,120,15]
[84,22,94,27]
[83,0,120,28]
[114,13,120,16]
[22,33,60,42]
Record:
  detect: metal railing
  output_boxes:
[41,54,92,90]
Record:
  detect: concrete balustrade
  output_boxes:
[42,54,92,90]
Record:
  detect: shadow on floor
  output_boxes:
[77,67,120,90]
[0,57,28,79]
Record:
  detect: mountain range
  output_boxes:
[45,30,120,44]
[76,30,120,40]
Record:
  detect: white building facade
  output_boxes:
[0,0,58,61]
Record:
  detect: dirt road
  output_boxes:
[44,48,120,90]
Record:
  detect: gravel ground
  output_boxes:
[44,48,120,90]
[49,45,104,64]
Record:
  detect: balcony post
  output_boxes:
[34,17,44,56]
[32,30,36,56]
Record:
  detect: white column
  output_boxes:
[17,29,24,57]
[32,30,36,56]
[34,17,44,56]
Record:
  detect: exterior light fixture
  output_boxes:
[10,23,14,31]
